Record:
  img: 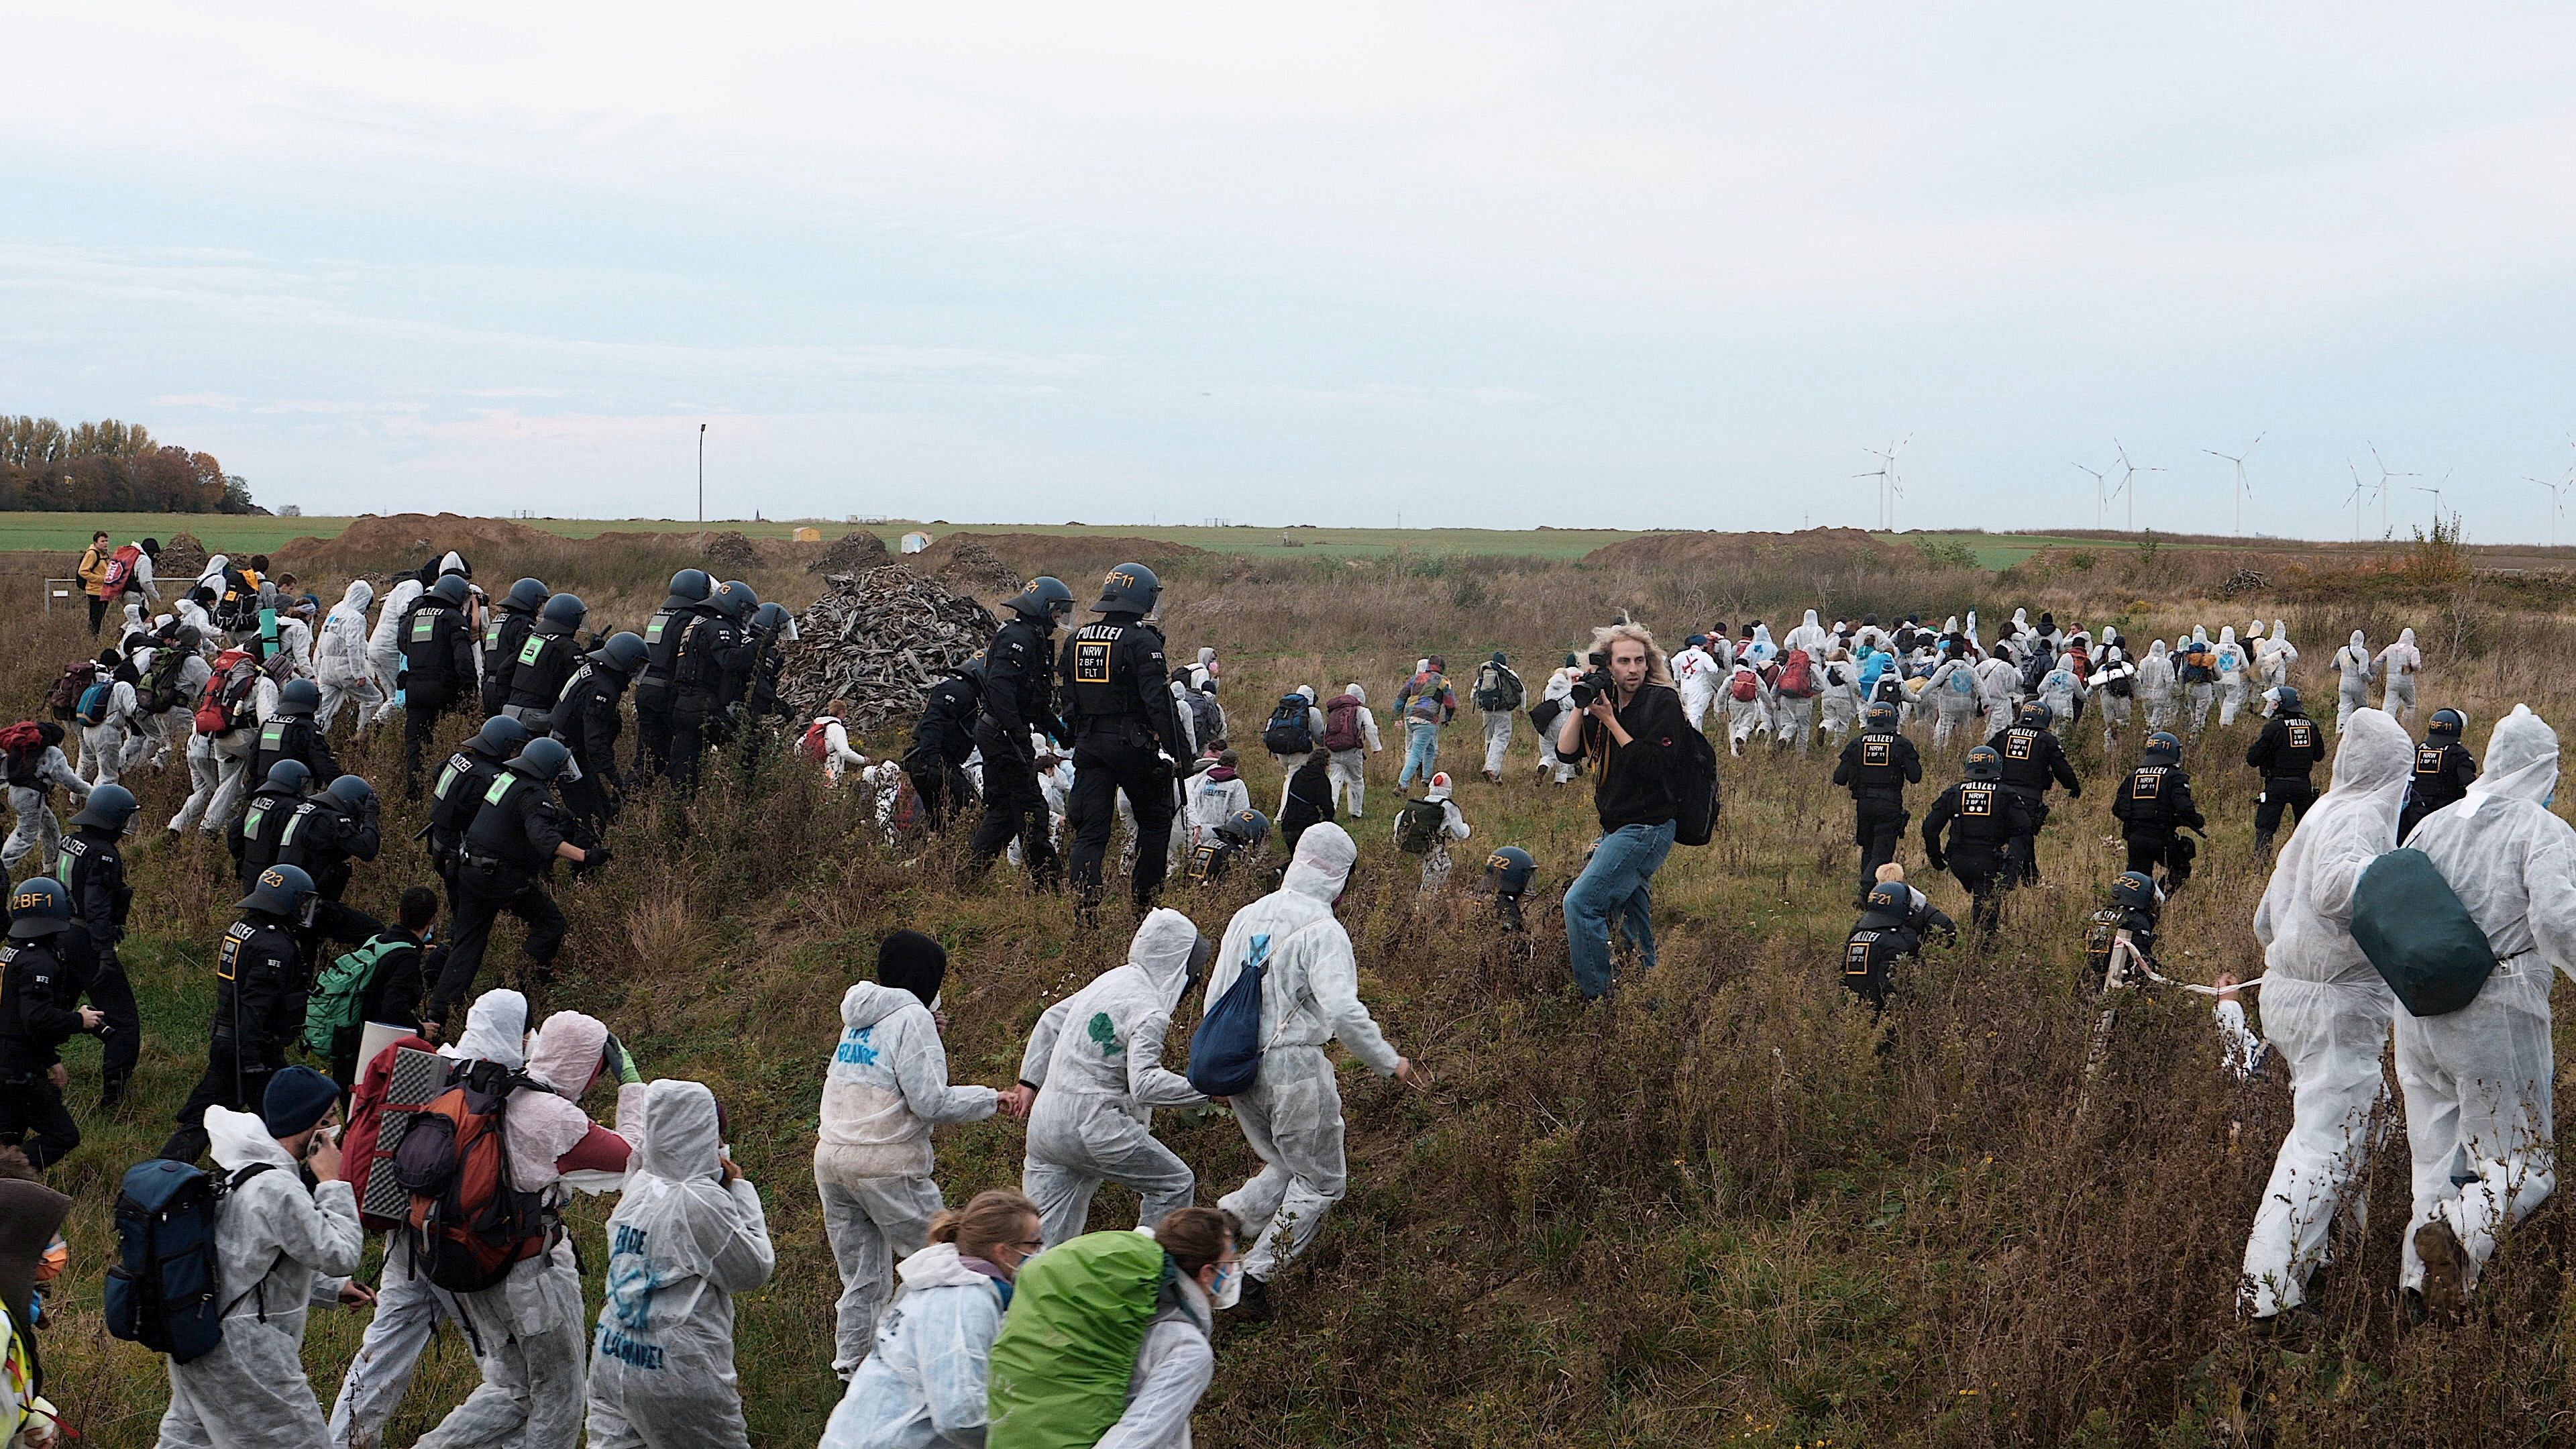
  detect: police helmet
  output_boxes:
[2143,731,2182,765]
[1865,881,1909,915]
[70,782,139,833]
[1218,808,1271,847]
[276,678,321,716]
[428,574,472,609]
[1864,702,1900,731]
[1008,577,1077,624]
[1093,563,1161,616]
[539,592,588,629]
[7,877,74,939]
[2016,700,2053,729]
[712,581,758,623]
[507,737,572,782]
[263,759,313,796]
[2110,870,2160,912]
[1485,845,1537,896]
[473,716,533,758]
[1965,745,2003,781]
[664,569,714,607]
[327,774,376,810]
[506,578,549,612]
[2429,708,2467,741]
[2271,686,2303,716]
[239,863,317,919]
[751,602,792,639]
[592,631,649,675]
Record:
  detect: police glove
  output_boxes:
[579,843,614,873]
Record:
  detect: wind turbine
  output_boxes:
[2204,433,2263,537]
[2074,463,2108,528]
[2368,443,2416,537]
[2344,460,2367,541]
[2111,439,2161,533]
[1854,437,1909,531]
[2530,473,2569,548]
[2412,468,2453,530]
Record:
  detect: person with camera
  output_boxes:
[1552,624,1690,1000]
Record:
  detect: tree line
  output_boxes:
[0,415,263,513]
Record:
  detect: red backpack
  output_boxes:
[1320,695,1364,752]
[195,649,258,735]
[43,660,95,720]
[1777,650,1817,698]
[1729,669,1760,702]
[799,718,835,763]
[395,1061,554,1293]
[101,543,144,593]
[345,1033,443,1233]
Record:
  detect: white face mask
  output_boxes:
[1208,1258,1242,1309]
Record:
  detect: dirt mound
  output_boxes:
[272,513,570,580]
[909,531,1210,599]
[931,540,1021,595]
[810,531,892,574]
[158,531,208,580]
[702,531,761,574]
[1582,528,1895,572]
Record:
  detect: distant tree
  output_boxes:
[0,415,265,513]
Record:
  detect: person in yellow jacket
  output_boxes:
[74,532,113,637]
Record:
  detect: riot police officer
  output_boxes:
[427,716,531,913]
[1059,564,1190,913]
[2112,731,2206,891]
[159,863,315,1163]
[397,573,477,798]
[633,568,714,780]
[1840,880,1921,1016]
[1922,745,2037,934]
[481,576,549,716]
[2083,870,2163,991]
[502,590,589,730]
[2245,686,2328,858]
[0,878,103,1165]
[248,678,339,788]
[1483,843,1536,933]
[557,631,647,837]
[58,783,140,1108]
[1185,806,1270,888]
[968,577,1075,882]
[279,774,382,906]
[227,759,312,889]
[744,601,796,726]
[427,738,602,1027]
[1986,700,2081,885]
[2400,707,2479,843]
[1832,701,1921,907]
[667,580,758,788]
[903,659,983,830]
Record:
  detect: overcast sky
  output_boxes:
[11,4,2576,541]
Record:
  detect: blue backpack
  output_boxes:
[1187,932,1273,1096]
[105,1157,278,1363]
[74,680,112,726]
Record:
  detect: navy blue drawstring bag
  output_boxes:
[1187,932,1271,1096]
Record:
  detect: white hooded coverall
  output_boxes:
[1324,684,1382,814]
[2257,621,2297,690]
[1927,658,1981,749]
[1018,909,1209,1247]
[2334,633,2373,731]
[3,744,86,873]
[2377,629,2421,724]
[1722,666,1769,756]
[2215,627,2250,727]
[818,1241,1008,1449]
[315,579,380,733]
[1205,824,1403,1283]
[2137,641,2176,733]
[365,576,427,729]
[2239,708,2409,1318]
[1671,645,1719,730]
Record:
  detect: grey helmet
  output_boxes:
[592,631,648,675]
[504,578,549,613]
[7,878,73,939]
[1217,808,1271,848]
[70,782,139,833]
[327,774,376,810]
[276,678,321,716]
[539,592,588,630]
[1007,577,1076,625]
[262,759,314,796]
[1965,745,2003,781]
[428,574,472,609]
[750,602,792,639]
[664,569,714,608]
[711,580,759,623]
[1093,563,1161,615]
[472,716,533,759]
[239,863,318,919]
[1485,845,1536,896]
[507,737,572,782]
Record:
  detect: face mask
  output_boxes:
[1208,1258,1242,1310]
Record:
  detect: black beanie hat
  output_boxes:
[877,930,949,1008]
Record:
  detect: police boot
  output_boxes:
[2251,828,2275,861]
[99,1071,129,1112]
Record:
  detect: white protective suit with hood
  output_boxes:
[1407,772,1472,893]
[1099,1267,1219,1449]
[315,579,380,732]
[814,979,998,1377]
[76,675,152,788]
[1816,650,1862,739]
[2137,641,2177,733]
[365,575,427,729]
[1019,909,1210,1247]
[1722,664,1769,755]
[587,1079,776,1449]
[2333,631,2373,730]
[419,1007,645,1449]
[1781,609,1829,661]
[2377,628,2422,724]
[157,1106,364,1449]
[1743,623,1776,668]
[2394,704,2576,1299]
[1974,653,2021,738]
[1670,641,1720,729]
[1925,655,1980,749]
[1205,823,1404,1283]
[2257,619,2298,690]
[2183,627,2218,730]
[2239,708,2410,1318]
[1,740,85,873]
[1324,683,1382,814]
[2214,626,2250,727]
[819,1240,1010,1449]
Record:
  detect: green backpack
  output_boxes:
[303,934,411,1057]
[987,1230,1171,1449]
[1395,796,1447,855]
[2349,847,2498,1017]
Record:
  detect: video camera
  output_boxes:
[1568,650,1615,710]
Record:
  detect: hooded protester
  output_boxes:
[2214,626,2251,727]
[1743,623,1776,668]
[2,724,87,874]
[156,1073,368,1449]
[2377,627,2422,724]
[2090,631,2138,750]
[586,1080,775,1449]
[313,580,380,733]
[1266,686,1328,802]
[1923,650,1980,749]
[1470,652,1523,782]
[1721,661,1769,757]
[362,572,428,733]
[2394,705,2576,1316]
[2137,639,2178,733]
[1670,635,1721,731]
[1403,771,1473,894]
[1782,608,1829,660]
[1536,664,1582,784]
[1205,824,1411,1316]
[2179,626,2219,731]
[2257,619,2298,690]
[814,932,1000,1379]
[1815,644,1863,741]
[2037,652,2087,731]
[2239,708,2410,1324]
[2333,631,2373,731]
[1012,910,1210,1246]
[74,649,150,788]
[1320,684,1383,813]
[1097,1208,1234,1443]
[1183,751,1249,851]
[819,1189,1042,1449]
[1972,647,2021,739]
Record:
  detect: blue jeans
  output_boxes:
[1397,720,1440,789]
[1564,820,1677,998]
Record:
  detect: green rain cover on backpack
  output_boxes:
[2349,847,2500,1017]
[987,1229,1171,1449]
[303,935,407,1057]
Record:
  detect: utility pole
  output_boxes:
[697,423,707,525]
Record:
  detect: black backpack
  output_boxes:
[1395,797,1447,854]
[1668,721,1721,847]
[1260,695,1313,755]
[1472,663,1523,712]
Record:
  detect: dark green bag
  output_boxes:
[2349,847,2498,1017]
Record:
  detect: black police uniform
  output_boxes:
[1183,835,1247,886]
[967,615,1067,881]
[633,598,706,780]
[2246,710,2328,852]
[481,599,539,716]
[2400,738,2479,844]
[2083,904,2161,990]
[278,794,387,960]
[1986,722,2081,883]
[903,673,982,830]
[503,617,585,729]
[667,612,752,788]
[430,768,574,1024]
[1922,778,2037,932]
[160,909,304,1163]
[227,780,302,888]
[1832,727,1921,904]
[428,739,511,906]
[1060,611,1187,912]
[397,598,476,798]
[1840,912,1919,1014]
[248,712,339,794]
[555,661,632,836]
[2112,761,2205,888]
[0,928,94,1167]
[58,825,140,1101]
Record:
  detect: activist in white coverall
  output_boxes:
[315,579,381,733]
